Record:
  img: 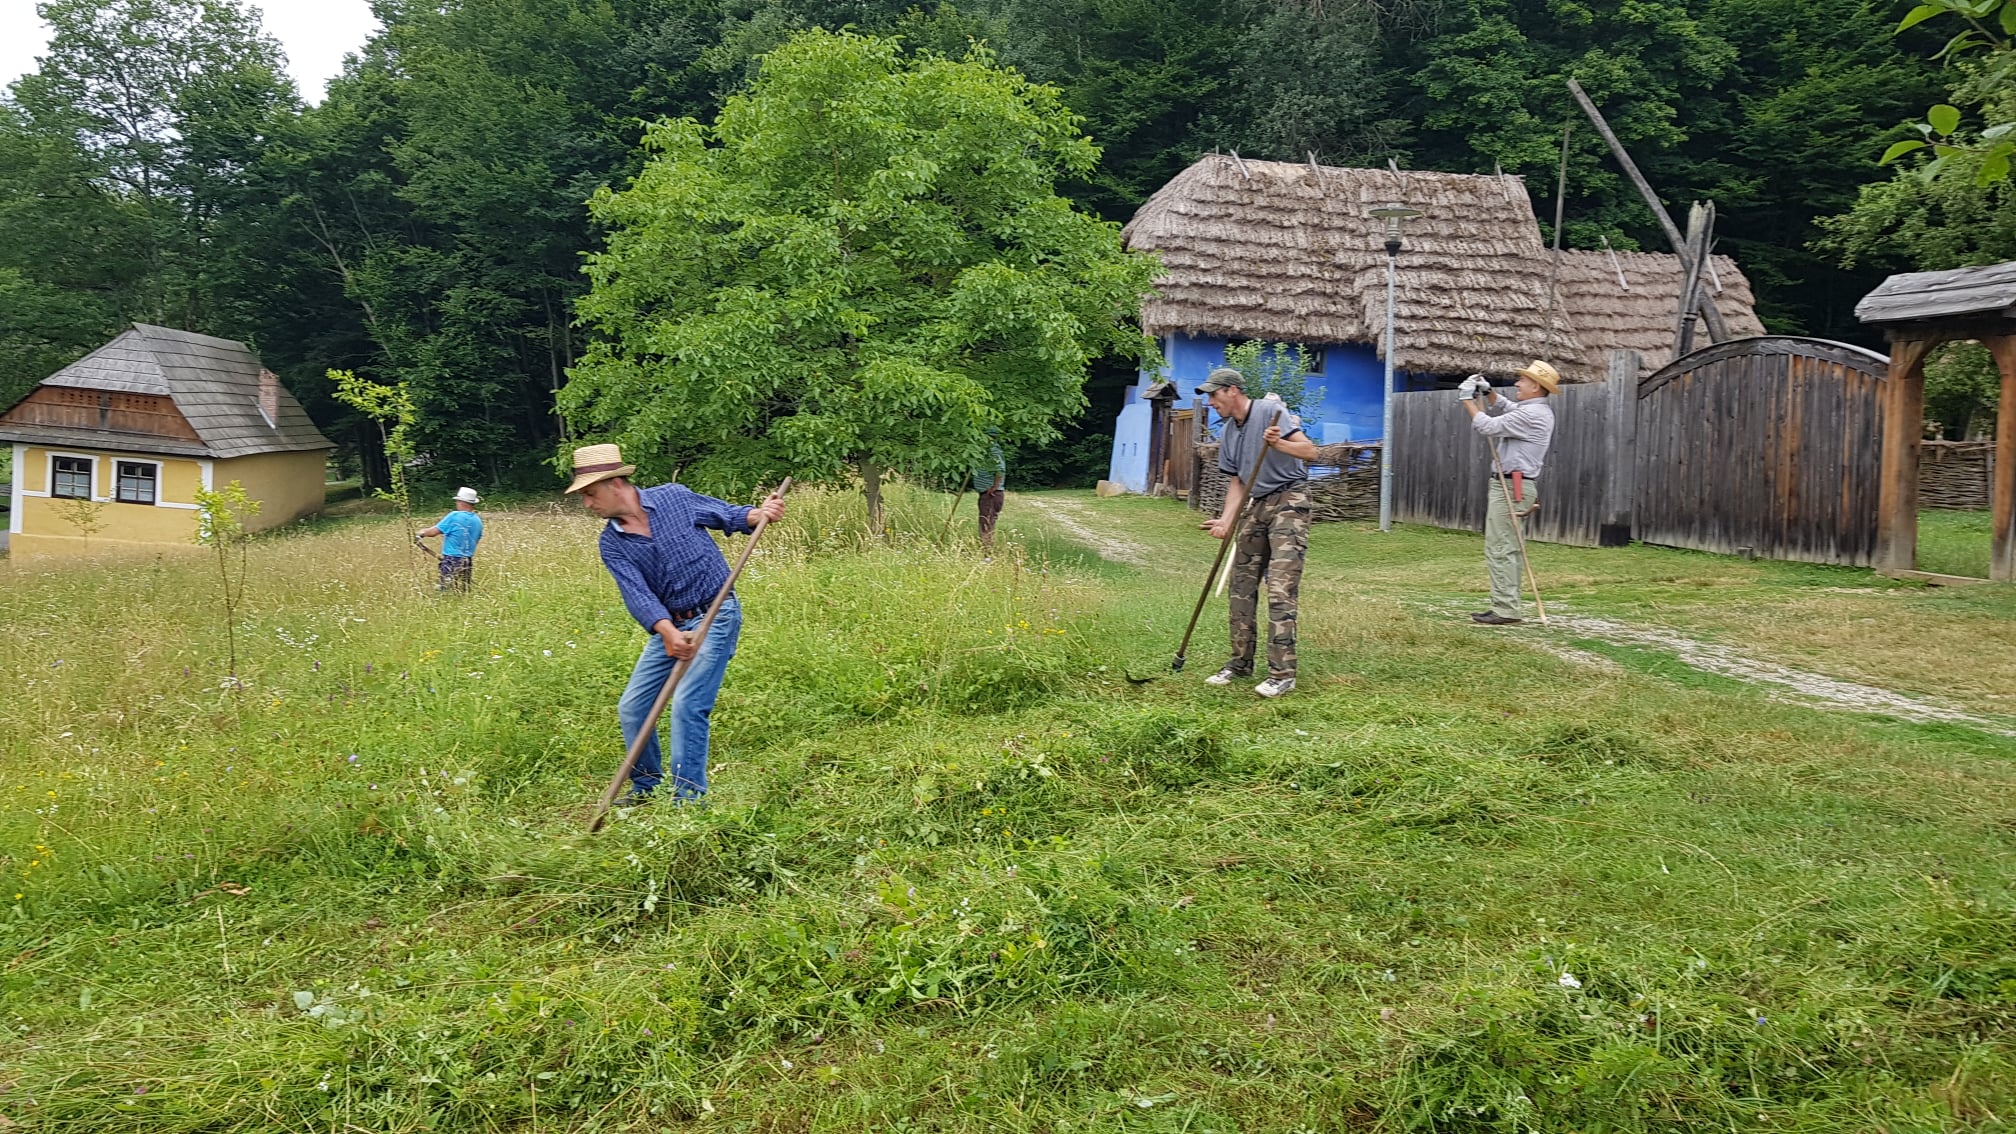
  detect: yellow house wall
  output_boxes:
[11,445,205,556]
[213,449,327,532]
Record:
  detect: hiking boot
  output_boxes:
[614,791,654,809]
[1254,677,1296,698]
[1204,666,1247,686]
[1471,611,1523,626]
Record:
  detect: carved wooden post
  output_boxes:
[1875,336,1933,574]
[1601,349,1640,546]
[1990,335,2016,582]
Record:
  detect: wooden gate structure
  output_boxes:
[1632,337,1890,566]
[1388,337,1919,568]
[1857,262,2016,582]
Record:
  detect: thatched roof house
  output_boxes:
[1554,250,1766,377]
[1121,154,1767,383]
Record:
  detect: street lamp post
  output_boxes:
[1371,205,1421,532]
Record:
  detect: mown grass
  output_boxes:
[2,484,2013,1132]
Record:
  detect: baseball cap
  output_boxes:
[1195,367,1245,395]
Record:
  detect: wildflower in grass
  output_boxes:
[1558,971,1582,989]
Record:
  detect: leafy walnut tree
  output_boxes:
[562,30,1160,528]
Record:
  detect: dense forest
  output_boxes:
[1,0,2006,487]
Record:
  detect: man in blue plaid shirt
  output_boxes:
[565,444,786,805]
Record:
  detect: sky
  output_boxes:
[0,0,381,104]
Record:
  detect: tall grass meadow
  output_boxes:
[1,482,2011,1130]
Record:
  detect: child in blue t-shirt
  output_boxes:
[418,487,484,591]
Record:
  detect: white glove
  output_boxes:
[1457,374,1486,400]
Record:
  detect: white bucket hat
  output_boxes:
[455,486,482,504]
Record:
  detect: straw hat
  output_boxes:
[563,443,636,494]
[1515,360,1561,394]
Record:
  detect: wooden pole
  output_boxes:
[1989,335,2016,582]
[1673,202,1711,359]
[940,484,967,539]
[1566,78,1730,342]
[1600,349,1641,546]
[588,478,792,832]
[1542,123,1571,355]
[1875,339,1932,574]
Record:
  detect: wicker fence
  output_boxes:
[1195,441,1382,520]
[1919,441,1994,510]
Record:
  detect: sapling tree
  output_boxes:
[54,495,107,541]
[563,30,1160,531]
[192,479,259,691]
[330,369,422,550]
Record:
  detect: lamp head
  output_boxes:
[1371,205,1422,255]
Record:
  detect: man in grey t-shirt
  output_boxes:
[1198,366,1320,696]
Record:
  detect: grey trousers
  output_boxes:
[1484,475,1540,617]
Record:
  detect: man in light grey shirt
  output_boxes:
[1460,359,1559,625]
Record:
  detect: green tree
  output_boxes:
[7,0,297,332]
[1882,0,2015,185]
[1815,2,2016,276]
[1924,340,2001,438]
[563,30,1160,528]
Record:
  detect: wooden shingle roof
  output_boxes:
[6,324,332,458]
[1855,261,2016,326]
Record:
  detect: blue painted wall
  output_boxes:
[1108,333,1439,493]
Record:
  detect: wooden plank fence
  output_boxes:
[1180,338,1962,570]
[1388,352,1639,547]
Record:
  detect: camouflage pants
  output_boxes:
[1226,485,1310,681]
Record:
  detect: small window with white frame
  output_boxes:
[52,456,93,499]
[116,460,158,505]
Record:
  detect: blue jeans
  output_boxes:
[618,595,741,800]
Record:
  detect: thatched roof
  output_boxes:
[1123,155,1596,379]
[1553,250,1767,377]
[1123,155,1771,383]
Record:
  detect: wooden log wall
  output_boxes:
[1633,336,1889,565]
[1918,441,1994,510]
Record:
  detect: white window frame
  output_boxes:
[48,452,98,501]
[115,459,161,505]
[8,443,23,535]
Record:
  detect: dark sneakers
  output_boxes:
[1471,612,1524,626]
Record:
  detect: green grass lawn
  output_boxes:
[1917,509,1996,580]
[2,485,2013,1132]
